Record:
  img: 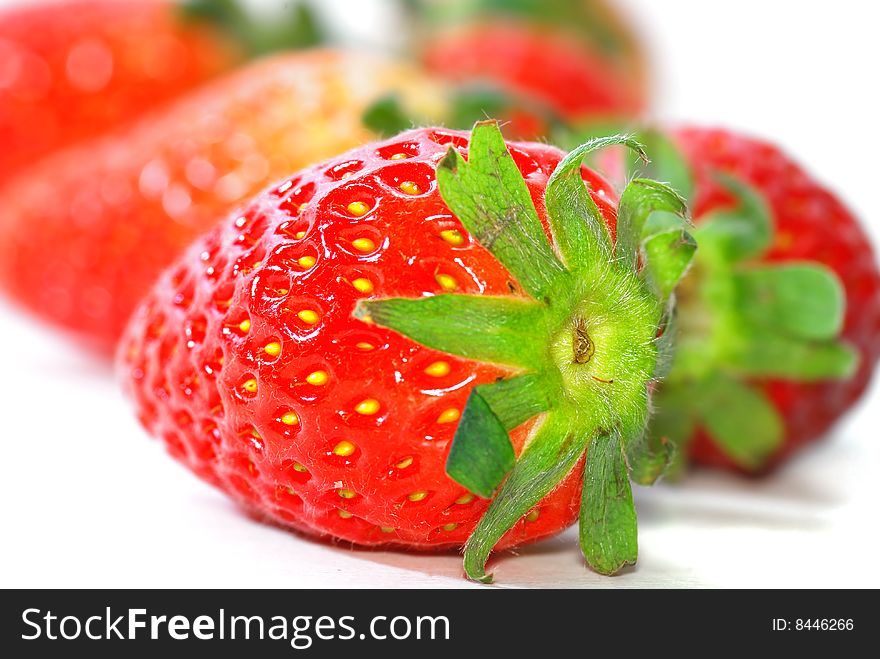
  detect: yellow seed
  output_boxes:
[280,411,299,426]
[380,526,395,533]
[297,255,316,269]
[435,273,458,291]
[293,230,307,240]
[442,523,458,532]
[338,488,357,499]
[455,493,474,505]
[355,398,381,416]
[437,408,461,424]
[351,237,376,253]
[238,318,251,333]
[306,370,329,386]
[389,153,409,160]
[263,341,282,357]
[439,229,465,246]
[407,490,428,502]
[297,309,320,325]
[337,509,353,519]
[399,181,422,195]
[525,509,541,523]
[241,378,258,394]
[424,360,451,377]
[333,440,356,457]
[250,427,261,439]
[351,278,374,294]
[355,342,375,352]
[347,201,370,217]
[275,288,289,296]
[395,457,414,469]
[292,462,308,473]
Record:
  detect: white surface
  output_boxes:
[1,0,879,588]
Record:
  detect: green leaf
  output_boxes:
[631,386,693,484]
[446,388,516,499]
[437,120,568,299]
[446,374,555,499]
[580,431,638,575]
[355,295,546,370]
[462,415,588,582]
[652,306,679,380]
[629,129,695,201]
[361,94,413,137]
[446,84,567,133]
[477,374,552,430]
[627,429,677,486]
[724,332,859,381]
[694,373,784,470]
[734,263,846,341]
[258,1,324,52]
[697,173,772,263]
[617,178,688,271]
[447,87,513,129]
[642,227,697,301]
[181,0,324,56]
[544,135,644,271]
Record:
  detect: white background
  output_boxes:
[1,0,878,588]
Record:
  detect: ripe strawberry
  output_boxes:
[0,0,320,179]
[0,50,445,352]
[410,0,647,134]
[625,127,880,473]
[118,122,695,580]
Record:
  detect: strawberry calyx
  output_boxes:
[626,130,859,471]
[356,121,693,581]
[180,0,324,57]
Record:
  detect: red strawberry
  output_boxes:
[0,50,445,353]
[626,127,880,473]
[411,0,647,134]
[118,122,694,580]
[0,0,320,179]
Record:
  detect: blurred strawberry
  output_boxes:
[619,128,880,474]
[0,0,322,179]
[0,50,446,353]
[407,0,647,136]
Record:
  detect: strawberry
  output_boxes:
[0,50,445,353]
[620,127,880,474]
[118,122,695,581]
[0,0,320,179]
[409,0,647,135]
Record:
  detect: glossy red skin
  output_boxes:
[676,128,880,470]
[422,21,645,127]
[119,128,619,549]
[0,0,239,179]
